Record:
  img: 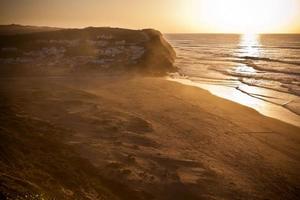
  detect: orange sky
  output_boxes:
[1,0,300,33]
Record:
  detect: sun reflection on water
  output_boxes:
[234,34,261,75]
[239,34,261,57]
[235,64,256,74]
[232,34,262,108]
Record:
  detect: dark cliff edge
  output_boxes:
[0,26,177,76]
[140,29,176,74]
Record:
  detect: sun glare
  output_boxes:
[197,0,299,33]
[239,34,260,57]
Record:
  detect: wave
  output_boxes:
[238,45,300,50]
[239,78,300,97]
[239,56,300,67]
[267,46,300,50]
[167,34,300,118]
[206,65,300,97]
[242,61,300,76]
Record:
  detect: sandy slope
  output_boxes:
[1,76,299,200]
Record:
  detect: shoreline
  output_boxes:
[167,76,300,127]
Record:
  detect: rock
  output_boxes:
[0,26,177,76]
[140,29,177,75]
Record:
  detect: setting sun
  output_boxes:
[197,0,300,33]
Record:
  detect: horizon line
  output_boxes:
[1,23,300,35]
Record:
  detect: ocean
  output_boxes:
[165,34,300,126]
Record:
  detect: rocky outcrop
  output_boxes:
[139,29,176,75]
[0,26,176,76]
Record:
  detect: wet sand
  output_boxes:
[169,77,300,127]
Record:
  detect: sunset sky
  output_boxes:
[1,0,300,33]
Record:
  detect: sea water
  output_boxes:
[165,34,300,126]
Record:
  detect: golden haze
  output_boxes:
[0,0,300,33]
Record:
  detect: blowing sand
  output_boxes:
[1,75,300,200]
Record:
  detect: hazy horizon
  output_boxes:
[1,0,300,34]
[2,24,300,35]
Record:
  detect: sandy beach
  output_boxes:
[0,25,299,200]
[168,77,300,127]
[1,75,299,199]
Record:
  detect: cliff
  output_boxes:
[0,26,176,76]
